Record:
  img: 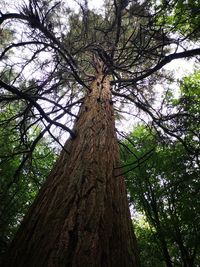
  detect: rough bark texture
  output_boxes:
[3,68,139,266]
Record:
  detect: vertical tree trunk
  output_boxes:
[3,68,139,266]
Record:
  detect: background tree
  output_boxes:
[121,71,200,266]
[134,220,165,267]
[0,0,199,266]
[0,101,56,259]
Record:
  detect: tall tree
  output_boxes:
[0,0,199,266]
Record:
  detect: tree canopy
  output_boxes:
[0,0,199,144]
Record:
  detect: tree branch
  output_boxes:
[112,48,200,84]
[0,80,76,138]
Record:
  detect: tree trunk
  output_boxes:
[3,68,139,266]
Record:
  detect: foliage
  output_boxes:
[166,70,200,154]
[0,103,56,254]
[121,72,200,266]
[123,126,200,265]
[134,220,165,267]
[155,0,200,39]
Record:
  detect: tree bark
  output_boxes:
[3,68,139,266]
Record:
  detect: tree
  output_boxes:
[155,0,200,40]
[0,0,199,266]
[0,102,56,259]
[134,220,165,267]
[122,128,200,266]
[121,72,200,266]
